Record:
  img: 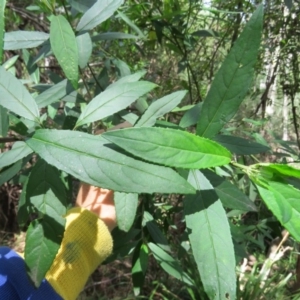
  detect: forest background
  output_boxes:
[1,0,300,299]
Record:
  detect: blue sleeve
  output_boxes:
[0,247,62,300]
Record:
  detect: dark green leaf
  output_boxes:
[76,0,123,31]
[26,129,195,194]
[148,242,193,286]
[0,159,23,185]
[103,127,231,169]
[0,0,6,63]
[4,31,49,50]
[114,192,138,232]
[76,81,156,127]
[50,15,79,89]
[196,5,263,138]
[213,135,270,155]
[35,80,75,108]
[0,142,33,169]
[69,0,97,13]
[184,170,236,300]
[136,90,187,127]
[0,106,8,147]
[0,66,40,122]
[92,32,138,41]
[202,170,257,211]
[179,102,202,128]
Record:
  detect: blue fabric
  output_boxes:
[0,247,62,300]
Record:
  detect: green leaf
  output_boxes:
[202,170,257,212]
[0,106,8,147]
[132,242,148,296]
[76,0,123,32]
[112,58,131,77]
[69,0,97,13]
[24,159,67,287]
[256,163,300,179]
[26,129,195,194]
[107,71,146,89]
[103,127,231,169]
[0,66,40,122]
[117,11,145,38]
[4,31,49,50]
[144,211,171,252]
[0,141,33,169]
[135,90,187,127]
[92,32,138,42]
[76,81,156,128]
[35,79,75,108]
[254,180,300,241]
[25,217,65,287]
[179,102,202,128]
[114,192,138,232]
[76,32,92,69]
[3,55,19,70]
[50,15,79,89]
[148,242,193,286]
[196,5,263,138]
[22,49,40,84]
[184,170,236,300]
[0,0,6,63]
[213,135,270,155]
[0,159,23,185]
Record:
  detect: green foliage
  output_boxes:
[1,1,300,299]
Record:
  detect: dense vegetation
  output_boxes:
[1,0,300,299]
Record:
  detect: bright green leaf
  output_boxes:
[50,15,79,89]
[256,163,300,179]
[184,170,236,300]
[103,127,231,169]
[136,90,187,127]
[76,0,123,32]
[0,66,40,122]
[196,5,263,138]
[26,129,195,194]
[114,192,138,232]
[76,81,156,128]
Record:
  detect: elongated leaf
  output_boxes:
[214,135,270,155]
[0,0,6,63]
[117,11,145,38]
[76,32,92,69]
[92,32,138,42]
[24,159,67,286]
[25,217,65,287]
[3,55,19,70]
[107,71,146,90]
[254,180,300,241]
[0,159,23,185]
[50,16,79,89]
[132,242,148,296]
[136,91,187,127]
[179,102,202,128]
[0,141,33,169]
[202,170,257,211]
[35,79,75,108]
[0,106,8,145]
[26,129,195,194]
[148,242,193,286]
[76,81,156,128]
[0,66,40,122]
[70,0,97,13]
[196,5,263,138]
[113,58,131,77]
[4,31,49,50]
[76,0,123,32]
[256,163,300,179]
[114,192,138,232]
[103,127,231,169]
[184,170,236,300]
